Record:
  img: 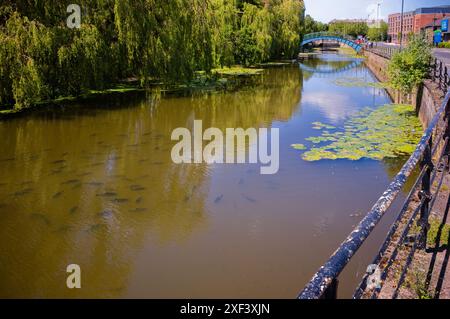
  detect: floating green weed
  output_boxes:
[212,66,264,76]
[312,121,336,130]
[293,104,423,161]
[332,77,390,89]
[291,144,307,150]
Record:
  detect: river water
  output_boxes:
[0,53,409,298]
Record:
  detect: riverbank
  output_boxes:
[0,65,274,119]
[362,49,450,299]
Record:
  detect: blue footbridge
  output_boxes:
[301,32,363,52]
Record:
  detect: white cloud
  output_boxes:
[301,92,358,123]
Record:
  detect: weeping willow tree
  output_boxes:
[0,0,305,109]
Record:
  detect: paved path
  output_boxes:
[433,48,450,67]
[373,42,450,67]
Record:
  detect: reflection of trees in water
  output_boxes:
[301,55,363,81]
[0,66,304,297]
[382,156,421,194]
[177,66,303,129]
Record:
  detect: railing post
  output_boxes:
[434,58,438,82]
[444,66,448,93]
[322,278,339,299]
[418,136,433,250]
[431,58,435,81]
[445,97,450,169]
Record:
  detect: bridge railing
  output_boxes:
[303,32,355,42]
[298,89,450,299]
[364,43,401,59]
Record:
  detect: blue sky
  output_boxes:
[304,0,450,23]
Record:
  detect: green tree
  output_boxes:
[329,21,368,38]
[270,0,305,59]
[303,14,327,34]
[235,3,272,65]
[367,21,388,41]
[388,36,432,93]
[0,0,307,109]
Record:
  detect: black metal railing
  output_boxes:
[431,58,450,94]
[298,89,450,299]
[365,44,401,59]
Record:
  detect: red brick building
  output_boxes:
[388,11,414,43]
[388,5,450,44]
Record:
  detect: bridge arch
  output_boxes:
[301,32,363,52]
[298,59,363,75]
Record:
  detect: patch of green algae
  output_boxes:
[293,104,423,162]
[291,144,307,150]
[332,77,390,89]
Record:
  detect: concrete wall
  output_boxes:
[363,50,443,129]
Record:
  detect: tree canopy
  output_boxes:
[367,21,388,42]
[388,36,432,93]
[0,0,306,109]
[328,21,368,38]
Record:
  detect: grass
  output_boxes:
[405,269,433,299]
[427,217,450,247]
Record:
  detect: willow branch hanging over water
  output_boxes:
[0,0,306,110]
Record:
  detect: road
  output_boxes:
[433,48,450,67]
[373,42,450,67]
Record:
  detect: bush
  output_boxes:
[438,42,450,49]
[388,36,432,93]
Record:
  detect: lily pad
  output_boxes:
[291,144,307,150]
[294,104,423,162]
[312,122,336,130]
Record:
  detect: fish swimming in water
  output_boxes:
[51,160,66,165]
[129,208,147,213]
[13,188,33,197]
[61,179,81,185]
[98,210,113,218]
[242,194,256,203]
[53,191,63,198]
[96,192,117,197]
[77,172,92,177]
[72,183,82,189]
[85,182,103,187]
[87,223,107,233]
[214,195,224,204]
[130,185,146,191]
[30,213,51,226]
[112,198,129,203]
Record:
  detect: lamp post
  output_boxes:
[399,0,405,48]
[377,3,381,28]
